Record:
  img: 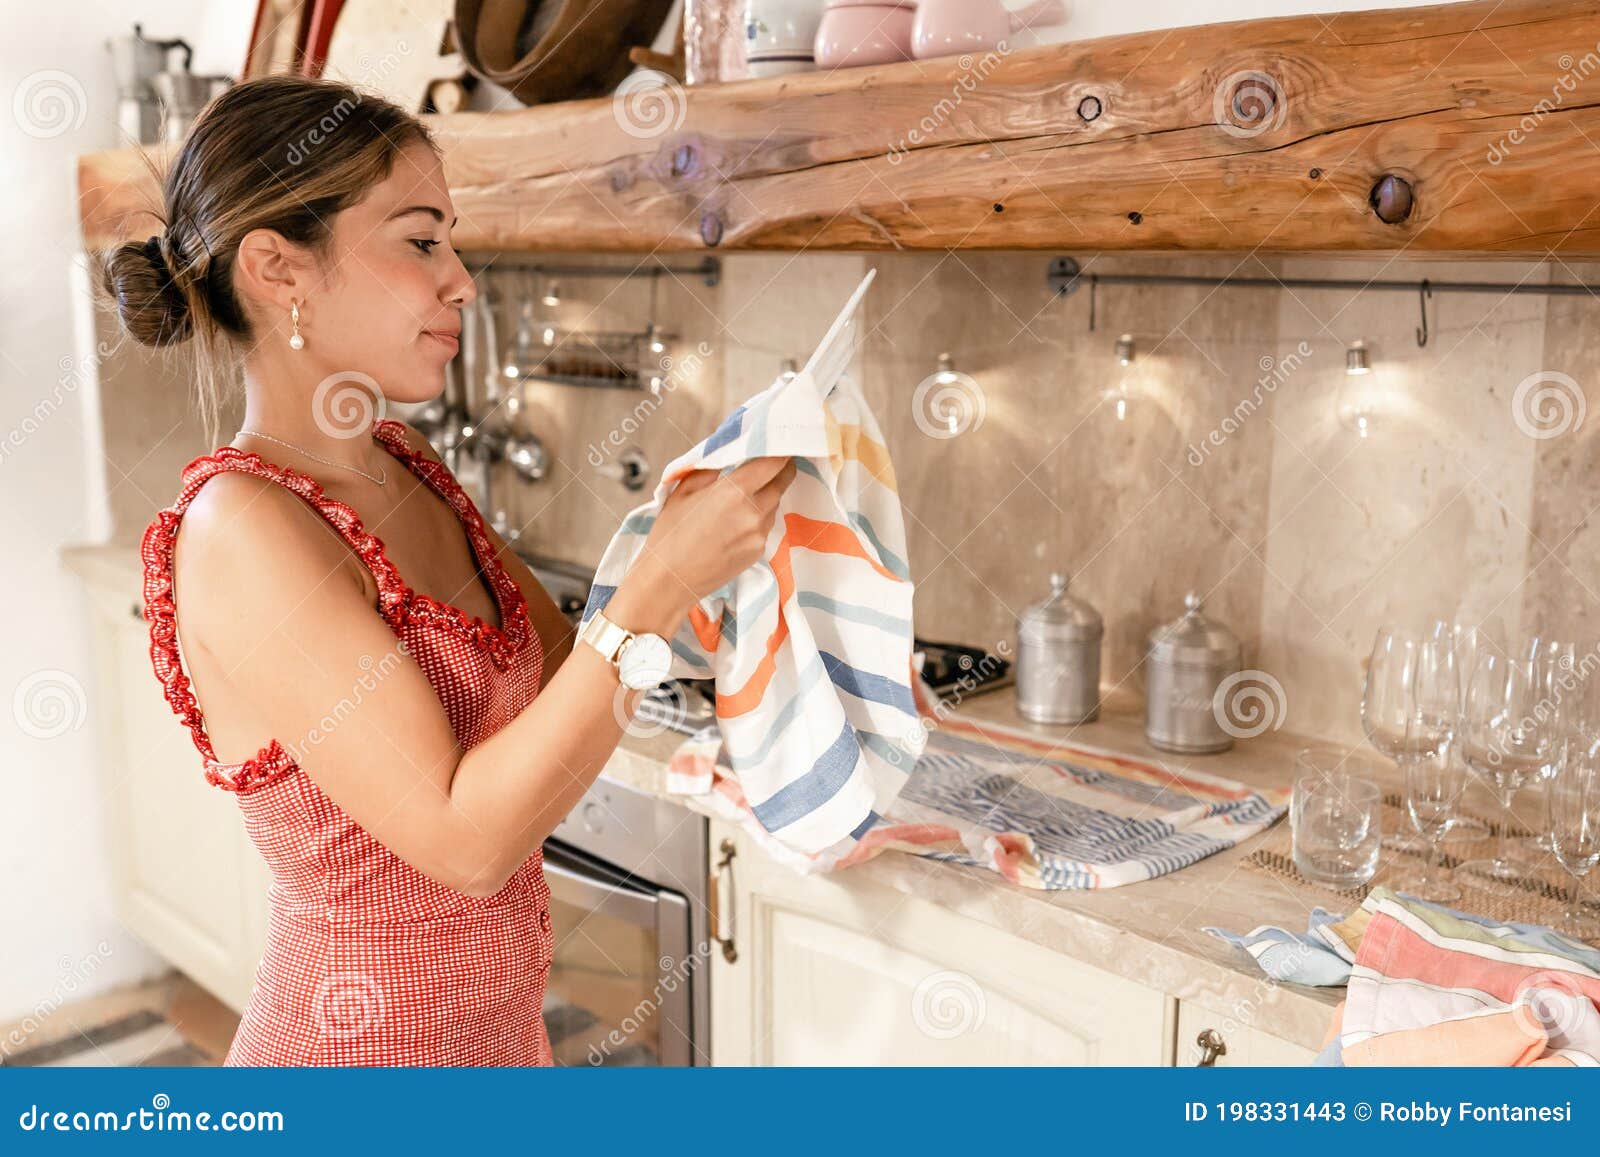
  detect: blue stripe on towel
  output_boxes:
[752,722,860,831]
[704,405,746,454]
[820,650,917,716]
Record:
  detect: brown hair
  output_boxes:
[97,75,436,445]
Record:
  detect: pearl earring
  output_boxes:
[288,299,305,351]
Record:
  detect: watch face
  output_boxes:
[618,633,673,690]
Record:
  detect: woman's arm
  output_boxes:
[177,442,789,898]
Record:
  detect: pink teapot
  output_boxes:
[910,0,1067,59]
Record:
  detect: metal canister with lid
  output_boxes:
[1016,572,1103,724]
[1144,590,1241,754]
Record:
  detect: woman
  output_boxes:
[98,75,795,1065]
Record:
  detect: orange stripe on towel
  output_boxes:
[716,510,902,718]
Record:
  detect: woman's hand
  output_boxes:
[628,456,798,622]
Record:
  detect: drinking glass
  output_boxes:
[1390,707,1465,903]
[1548,726,1600,942]
[1440,619,1498,840]
[1524,636,1580,856]
[1292,746,1383,890]
[1458,646,1560,893]
[1362,624,1458,851]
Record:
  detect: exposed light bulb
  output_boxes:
[1346,340,1371,376]
[542,326,555,346]
[542,282,561,308]
[1115,333,1134,367]
[778,357,799,382]
[933,351,960,386]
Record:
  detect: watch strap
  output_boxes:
[579,610,634,667]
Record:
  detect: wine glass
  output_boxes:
[1458,647,1560,893]
[1362,624,1458,852]
[1547,722,1600,942]
[1523,636,1580,856]
[1438,618,1495,841]
[1390,705,1465,903]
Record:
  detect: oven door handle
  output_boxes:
[542,842,661,925]
[708,837,737,964]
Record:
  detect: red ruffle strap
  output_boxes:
[371,420,534,670]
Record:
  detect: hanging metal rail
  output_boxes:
[1046,257,1600,349]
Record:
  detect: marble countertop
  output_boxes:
[56,540,1390,1052]
[601,684,1362,1052]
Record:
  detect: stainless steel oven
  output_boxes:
[527,551,713,1066]
[542,776,711,1066]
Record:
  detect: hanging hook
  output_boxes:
[1416,279,1431,347]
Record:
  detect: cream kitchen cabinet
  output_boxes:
[77,559,268,1013]
[1173,1000,1319,1066]
[708,820,1176,1065]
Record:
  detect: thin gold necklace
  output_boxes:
[236,428,389,486]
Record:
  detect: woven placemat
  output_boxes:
[1240,791,1600,933]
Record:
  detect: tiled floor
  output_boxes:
[0,971,240,1066]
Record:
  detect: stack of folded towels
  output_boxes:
[1205,886,1600,1065]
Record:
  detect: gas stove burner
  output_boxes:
[914,636,1013,703]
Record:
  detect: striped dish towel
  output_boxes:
[583,269,928,857]
[670,670,1290,886]
[1209,887,1600,1065]
[1339,887,1600,1066]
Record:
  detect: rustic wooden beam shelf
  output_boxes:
[78,0,1600,257]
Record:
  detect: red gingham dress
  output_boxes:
[139,418,554,1066]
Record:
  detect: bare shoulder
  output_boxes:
[173,470,369,632]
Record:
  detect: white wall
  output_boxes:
[0,0,250,1027]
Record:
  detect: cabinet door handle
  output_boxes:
[708,837,737,963]
[1195,1028,1227,1066]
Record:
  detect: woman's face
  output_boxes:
[290,140,477,406]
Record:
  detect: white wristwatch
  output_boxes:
[579,610,673,691]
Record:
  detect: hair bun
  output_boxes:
[102,234,193,347]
